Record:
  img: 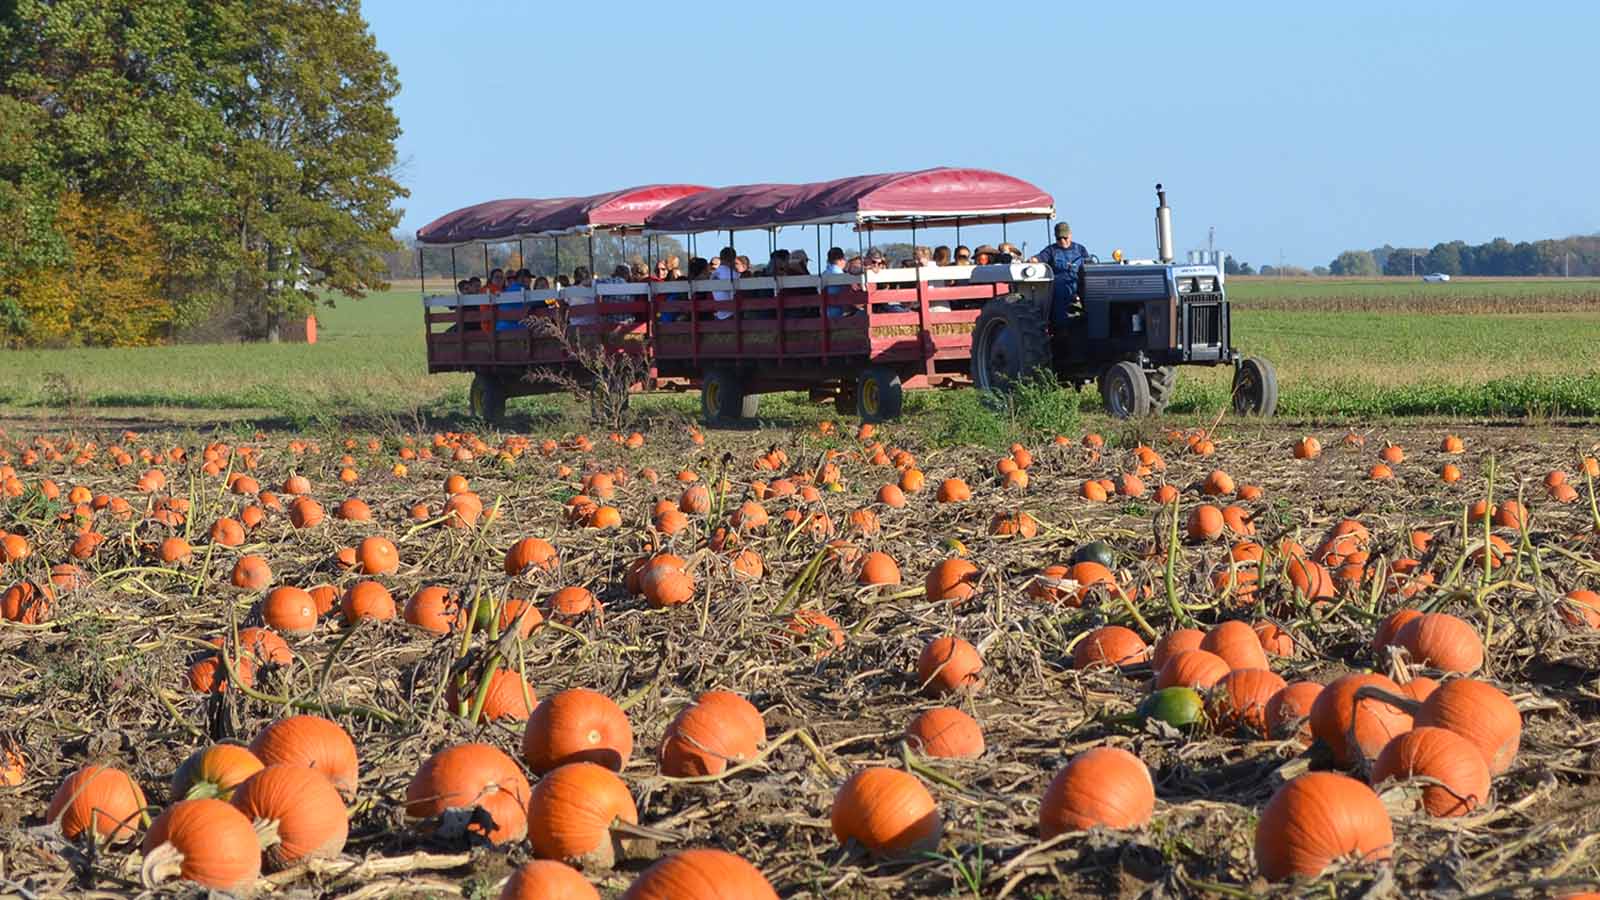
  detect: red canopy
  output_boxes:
[644,168,1053,233]
[417,184,709,245]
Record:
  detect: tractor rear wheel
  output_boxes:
[1146,366,1178,414]
[1099,361,1152,419]
[972,294,1053,393]
[1232,356,1278,417]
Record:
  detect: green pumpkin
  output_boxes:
[1072,540,1116,569]
[1137,686,1205,729]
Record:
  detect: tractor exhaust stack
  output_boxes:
[1155,183,1174,264]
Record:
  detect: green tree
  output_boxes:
[1329,250,1378,276]
[1425,241,1463,276]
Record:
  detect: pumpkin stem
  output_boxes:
[253,816,282,850]
[139,842,185,888]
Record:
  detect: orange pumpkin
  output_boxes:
[1371,727,1490,817]
[1414,677,1520,775]
[170,744,262,802]
[1308,673,1413,768]
[1560,589,1600,628]
[1207,668,1287,736]
[262,586,318,636]
[621,849,778,900]
[447,668,538,722]
[505,537,559,575]
[924,558,979,603]
[231,764,348,869]
[230,555,272,590]
[527,762,638,868]
[1151,628,1205,671]
[1265,681,1323,745]
[1039,747,1154,836]
[659,691,765,777]
[341,580,395,624]
[1156,649,1230,690]
[1372,608,1422,655]
[1254,772,1393,881]
[356,535,399,575]
[249,715,359,801]
[141,799,261,893]
[905,707,985,759]
[830,767,942,857]
[499,861,600,900]
[935,478,971,503]
[1395,612,1483,673]
[521,688,633,774]
[1199,620,1268,671]
[46,764,148,844]
[406,742,532,845]
[916,635,984,697]
[1072,625,1151,671]
[1252,620,1294,657]
[856,551,901,586]
[1185,505,1224,541]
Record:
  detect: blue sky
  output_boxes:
[365,0,1595,268]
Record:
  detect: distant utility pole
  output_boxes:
[1566,251,1571,278]
[1411,252,1416,277]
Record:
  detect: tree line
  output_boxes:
[1224,234,1600,279]
[0,0,404,348]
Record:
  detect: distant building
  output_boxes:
[1186,249,1227,268]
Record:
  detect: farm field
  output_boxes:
[1,419,1598,897]
[2,278,1600,427]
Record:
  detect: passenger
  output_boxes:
[789,249,810,275]
[954,245,973,265]
[567,266,597,327]
[846,256,864,275]
[997,242,1023,262]
[555,275,571,288]
[916,246,953,313]
[824,247,854,318]
[486,269,507,294]
[467,276,484,293]
[735,255,751,275]
[456,279,472,295]
[711,247,737,319]
[629,261,649,282]
[933,245,951,267]
[572,266,592,287]
[973,246,996,265]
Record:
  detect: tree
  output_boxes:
[1424,242,1463,276]
[1312,266,1330,276]
[1381,248,1427,277]
[1223,257,1253,276]
[1329,250,1378,276]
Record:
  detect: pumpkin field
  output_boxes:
[2,416,1599,898]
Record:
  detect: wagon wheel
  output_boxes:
[469,373,507,423]
[855,367,904,423]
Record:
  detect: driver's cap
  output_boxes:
[1054,222,1071,238]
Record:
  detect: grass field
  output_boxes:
[3,278,1599,428]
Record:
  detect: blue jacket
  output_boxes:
[1036,241,1088,322]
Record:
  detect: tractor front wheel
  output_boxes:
[1099,361,1152,419]
[1232,356,1279,417]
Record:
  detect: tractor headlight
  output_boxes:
[1177,278,1195,294]
[1197,276,1217,292]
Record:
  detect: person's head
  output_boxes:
[934,245,951,265]
[468,276,483,293]
[556,274,571,288]
[630,261,649,281]
[688,257,709,279]
[614,264,633,280]
[864,248,886,270]
[719,246,737,266]
[572,266,591,285]
[827,246,846,266]
[1054,222,1071,246]
[790,248,808,268]
[666,254,680,270]
[533,276,550,289]
[846,256,863,275]
[489,268,506,285]
[735,255,750,273]
[998,242,1021,261]
[954,244,972,264]
[654,258,670,277]
[456,279,470,294]
[913,245,932,265]
[768,249,790,272]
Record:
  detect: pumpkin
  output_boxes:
[46,764,147,844]
[1308,673,1414,768]
[522,688,634,774]
[288,497,324,528]
[783,609,846,657]
[404,585,460,634]
[336,498,372,521]
[924,558,980,603]
[249,715,359,801]
[341,580,396,624]
[261,586,318,636]
[1372,608,1422,655]
[905,707,985,759]
[0,579,53,624]
[355,535,399,575]
[1201,469,1235,496]
[1399,675,1439,702]
[1072,625,1151,671]
[307,584,338,615]
[935,478,971,503]
[1152,628,1205,671]
[830,767,942,856]
[499,861,601,900]
[1039,747,1155,836]
[1186,505,1224,541]
[1395,612,1483,673]
[527,762,638,868]
[171,744,264,801]
[506,537,559,575]
[1561,589,1600,628]
[1207,668,1288,736]
[1252,620,1294,657]
[621,848,779,900]
[1155,649,1230,690]
[1440,434,1464,453]
[232,764,348,868]
[187,654,253,693]
[1292,436,1322,459]
[406,743,532,845]
[444,492,484,528]
[140,798,261,893]
[230,555,272,590]
[1415,678,1520,775]
[641,564,695,608]
[856,551,901,586]
[660,691,765,777]
[1370,727,1490,817]
[548,586,598,622]
[447,668,538,722]
[1266,681,1324,745]
[1254,772,1393,881]
[1199,620,1269,671]
[876,484,907,508]
[916,636,984,696]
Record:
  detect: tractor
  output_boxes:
[970,184,1277,418]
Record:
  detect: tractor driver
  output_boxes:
[1032,222,1088,325]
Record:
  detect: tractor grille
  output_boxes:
[1188,303,1221,346]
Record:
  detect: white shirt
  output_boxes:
[711,264,735,319]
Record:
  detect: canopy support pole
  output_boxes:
[1002,216,1008,247]
[517,238,524,273]
[450,247,458,287]
[955,217,961,248]
[418,246,425,296]
[483,243,490,278]
[587,234,595,278]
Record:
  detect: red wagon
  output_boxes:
[417,169,1054,422]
